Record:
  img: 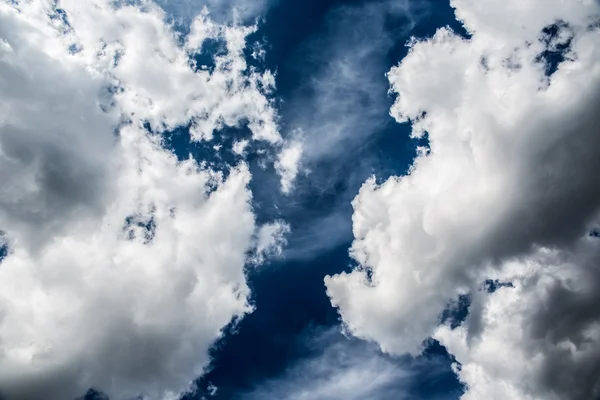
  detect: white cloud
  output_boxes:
[0,1,284,399]
[59,0,281,144]
[249,220,290,264]
[275,140,303,194]
[232,139,250,156]
[326,0,600,398]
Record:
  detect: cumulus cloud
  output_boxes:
[0,1,284,399]
[61,0,281,143]
[435,239,600,400]
[326,0,600,398]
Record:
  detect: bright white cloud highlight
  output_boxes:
[62,0,281,143]
[275,140,303,194]
[326,0,600,398]
[250,220,290,264]
[0,1,284,399]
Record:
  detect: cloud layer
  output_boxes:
[326,0,600,398]
[0,1,284,399]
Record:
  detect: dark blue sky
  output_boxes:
[169,1,470,399]
[94,1,470,399]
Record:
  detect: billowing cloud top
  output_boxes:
[0,1,287,399]
[326,0,600,399]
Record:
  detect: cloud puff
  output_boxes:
[326,0,600,398]
[0,1,284,399]
[249,220,290,264]
[275,140,303,194]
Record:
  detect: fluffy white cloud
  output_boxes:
[62,0,280,143]
[249,220,290,264]
[0,1,285,399]
[275,140,303,194]
[326,0,600,398]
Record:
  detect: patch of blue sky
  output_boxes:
[536,20,575,77]
[0,232,7,264]
[152,0,473,399]
[75,1,476,399]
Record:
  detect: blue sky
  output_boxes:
[74,1,469,398]
[163,1,468,398]
[2,1,600,400]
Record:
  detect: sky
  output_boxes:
[0,1,599,400]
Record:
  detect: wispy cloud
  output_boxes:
[285,0,414,162]
[239,328,449,400]
[267,0,419,258]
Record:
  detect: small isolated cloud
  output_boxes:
[249,220,291,264]
[0,1,283,399]
[232,139,250,156]
[326,0,600,399]
[275,140,303,194]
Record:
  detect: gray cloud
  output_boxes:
[0,2,285,399]
[325,0,600,398]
